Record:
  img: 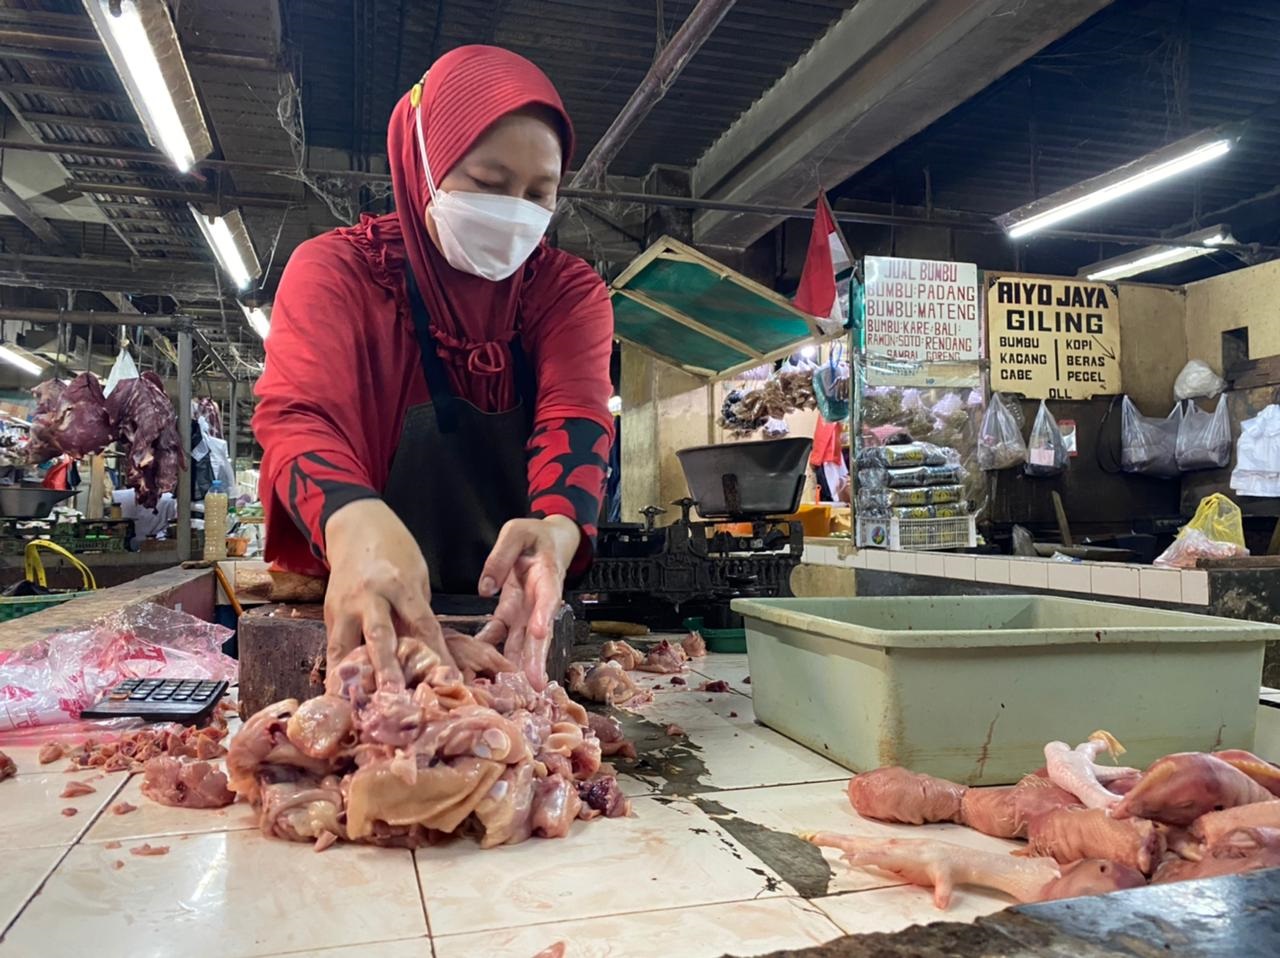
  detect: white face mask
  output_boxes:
[415,102,552,282]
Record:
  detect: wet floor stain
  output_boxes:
[695,796,834,899]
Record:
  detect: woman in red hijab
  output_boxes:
[254,46,613,691]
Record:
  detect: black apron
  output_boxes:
[381,269,535,598]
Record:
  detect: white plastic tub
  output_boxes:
[731,595,1273,785]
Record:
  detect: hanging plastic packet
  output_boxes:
[1121,397,1182,477]
[977,393,1027,471]
[856,441,949,468]
[1024,401,1069,477]
[1176,396,1231,471]
[1231,404,1280,497]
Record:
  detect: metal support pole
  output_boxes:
[228,380,238,467]
[177,329,193,562]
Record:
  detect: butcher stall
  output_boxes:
[2,567,1280,957]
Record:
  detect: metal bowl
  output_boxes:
[0,485,77,519]
[677,437,814,518]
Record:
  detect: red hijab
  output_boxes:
[388,45,575,399]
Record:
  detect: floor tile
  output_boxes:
[1138,567,1182,603]
[1181,569,1210,605]
[1047,561,1092,594]
[1,830,426,958]
[1007,559,1048,590]
[694,781,1020,896]
[432,897,843,958]
[864,550,891,571]
[0,771,128,850]
[84,761,259,843]
[975,557,1010,584]
[0,741,58,775]
[1092,564,1139,598]
[653,722,849,794]
[915,552,947,578]
[689,653,752,693]
[943,555,976,580]
[814,882,1012,935]
[631,686,755,731]
[0,845,67,935]
[416,796,789,936]
[253,940,431,958]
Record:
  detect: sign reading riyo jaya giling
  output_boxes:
[986,274,1121,400]
[862,256,980,386]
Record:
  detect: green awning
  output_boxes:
[610,236,826,379]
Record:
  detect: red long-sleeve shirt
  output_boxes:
[253,213,614,578]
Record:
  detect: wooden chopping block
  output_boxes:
[237,602,577,719]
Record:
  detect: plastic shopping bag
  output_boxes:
[0,603,235,732]
[1121,397,1182,477]
[1176,397,1231,471]
[1174,359,1226,401]
[1154,493,1247,568]
[1231,404,1280,497]
[977,393,1027,471]
[1024,401,1069,477]
[103,347,139,397]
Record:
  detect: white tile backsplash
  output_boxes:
[1138,567,1183,604]
[1181,569,1210,605]
[1091,564,1140,598]
[1047,561,1093,594]
[889,552,916,575]
[975,557,1010,584]
[943,554,977,580]
[1007,558,1049,590]
[865,550,892,571]
[915,552,947,578]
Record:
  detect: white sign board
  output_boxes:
[863,256,980,386]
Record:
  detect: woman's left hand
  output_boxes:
[476,515,581,690]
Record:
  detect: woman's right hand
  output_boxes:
[323,498,450,690]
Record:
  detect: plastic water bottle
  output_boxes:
[203,479,228,561]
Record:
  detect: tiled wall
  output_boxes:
[801,540,1209,607]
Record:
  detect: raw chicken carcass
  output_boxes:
[1189,799,1280,847]
[636,639,688,674]
[1113,753,1274,826]
[1024,807,1164,875]
[286,695,355,759]
[141,757,235,808]
[1044,731,1137,810]
[586,712,637,761]
[600,640,645,670]
[681,631,707,658]
[1213,749,1280,798]
[846,767,965,825]
[566,661,653,708]
[803,832,1144,909]
[960,775,1080,839]
[1153,827,1280,884]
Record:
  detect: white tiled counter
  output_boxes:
[802,538,1210,607]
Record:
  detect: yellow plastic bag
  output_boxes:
[1183,493,1245,550]
[1154,493,1247,568]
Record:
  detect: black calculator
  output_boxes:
[81,678,229,723]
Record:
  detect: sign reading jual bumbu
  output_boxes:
[863,256,980,386]
[986,274,1122,399]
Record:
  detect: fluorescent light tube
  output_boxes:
[241,304,271,340]
[191,207,260,291]
[1082,226,1230,281]
[82,0,211,173]
[999,131,1235,239]
[0,344,43,377]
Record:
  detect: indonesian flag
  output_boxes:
[793,191,852,329]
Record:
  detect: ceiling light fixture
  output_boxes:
[0,343,44,377]
[191,207,261,291]
[998,129,1236,239]
[82,0,212,173]
[240,303,271,340]
[1081,225,1232,282]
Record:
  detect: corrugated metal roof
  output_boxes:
[830,0,1280,280]
[285,0,858,176]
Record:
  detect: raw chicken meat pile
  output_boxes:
[812,731,1280,910]
[227,631,633,851]
[567,632,706,708]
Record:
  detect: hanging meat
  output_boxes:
[107,372,184,508]
[27,373,114,462]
